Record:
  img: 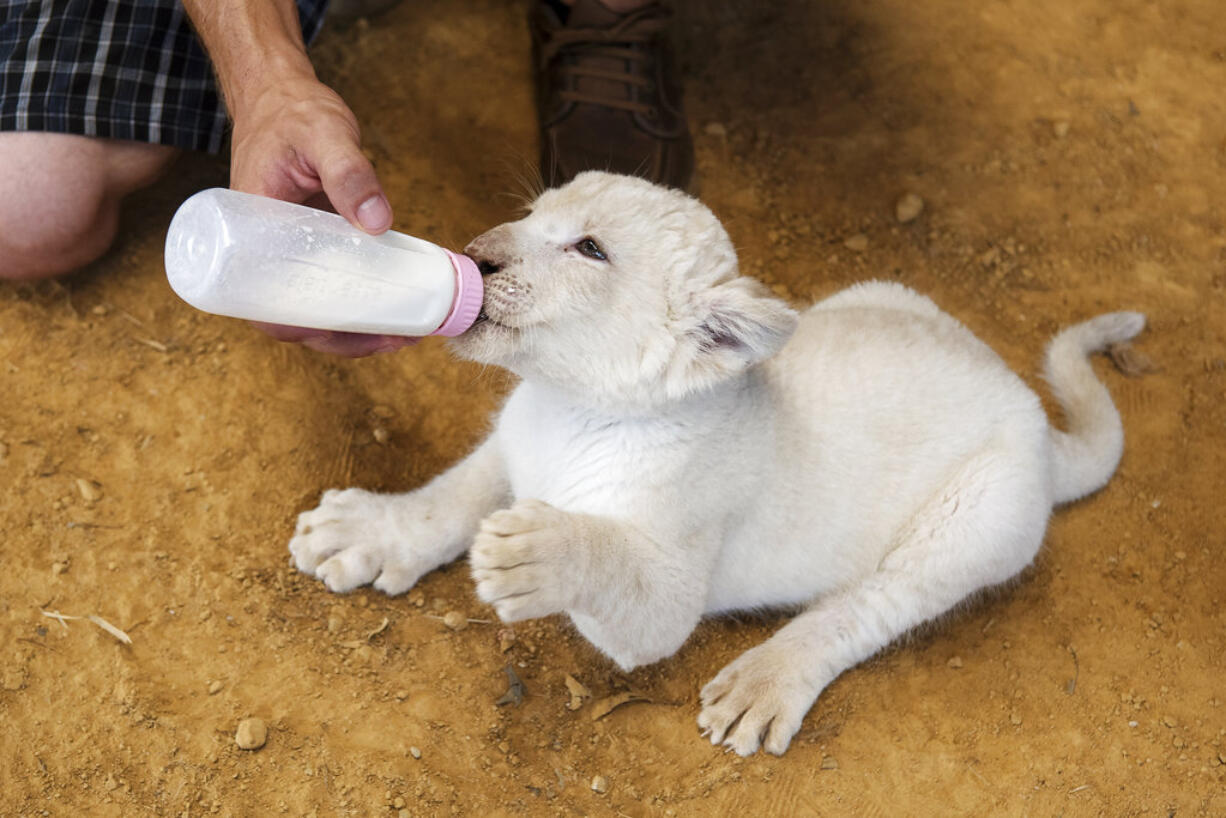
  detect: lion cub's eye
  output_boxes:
[574,237,608,261]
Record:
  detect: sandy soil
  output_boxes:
[2,0,1224,814]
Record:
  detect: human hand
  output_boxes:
[228,68,415,356]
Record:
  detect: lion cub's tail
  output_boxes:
[1043,311,1146,505]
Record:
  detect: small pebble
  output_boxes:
[409,746,422,759]
[564,674,591,710]
[75,478,101,503]
[393,797,405,809]
[895,192,925,223]
[442,611,468,631]
[371,404,396,419]
[1052,120,1070,138]
[235,718,267,750]
[497,628,516,652]
[704,122,727,138]
[821,756,839,770]
[843,233,869,252]
[207,680,223,695]
[92,304,109,316]
[394,690,409,701]
[51,562,67,576]
[590,775,608,793]
[947,656,964,669]
[372,427,389,445]
[1010,712,1022,726]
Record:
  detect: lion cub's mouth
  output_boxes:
[471,309,513,331]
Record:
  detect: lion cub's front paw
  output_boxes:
[697,641,823,757]
[289,488,429,595]
[470,499,576,622]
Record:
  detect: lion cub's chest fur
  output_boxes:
[496,382,715,518]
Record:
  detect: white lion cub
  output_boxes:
[289,172,1143,756]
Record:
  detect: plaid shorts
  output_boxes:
[0,0,328,153]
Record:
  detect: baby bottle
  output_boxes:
[164,188,482,337]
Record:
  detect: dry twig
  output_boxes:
[40,610,132,645]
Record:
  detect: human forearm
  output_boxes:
[181,0,315,113]
[181,0,401,357]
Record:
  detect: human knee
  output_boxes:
[0,184,120,281]
[0,133,174,280]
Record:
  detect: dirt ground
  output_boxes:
[2,0,1224,814]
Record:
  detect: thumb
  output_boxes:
[316,141,392,234]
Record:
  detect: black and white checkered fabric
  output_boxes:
[0,0,328,153]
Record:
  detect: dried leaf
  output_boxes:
[364,617,389,640]
[87,615,132,645]
[495,664,525,707]
[1108,343,1159,377]
[589,692,650,721]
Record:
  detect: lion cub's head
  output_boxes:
[451,172,797,407]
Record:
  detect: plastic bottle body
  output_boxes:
[165,188,481,336]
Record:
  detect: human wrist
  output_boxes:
[222,51,317,121]
[182,0,316,119]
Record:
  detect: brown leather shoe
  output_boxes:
[532,0,694,191]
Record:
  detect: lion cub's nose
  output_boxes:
[464,227,514,277]
[475,258,503,277]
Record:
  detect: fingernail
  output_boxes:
[356,195,391,232]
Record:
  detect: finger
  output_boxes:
[228,132,315,202]
[252,321,418,357]
[250,323,380,354]
[249,321,329,343]
[312,132,391,234]
[301,332,413,358]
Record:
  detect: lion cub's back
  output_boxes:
[770,280,1036,424]
[760,280,1049,545]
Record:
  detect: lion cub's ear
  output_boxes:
[665,276,799,398]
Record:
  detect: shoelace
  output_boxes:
[539,8,668,116]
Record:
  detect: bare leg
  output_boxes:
[290,436,511,594]
[0,132,177,280]
[698,450,1050,755]
[471,499,712,670]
